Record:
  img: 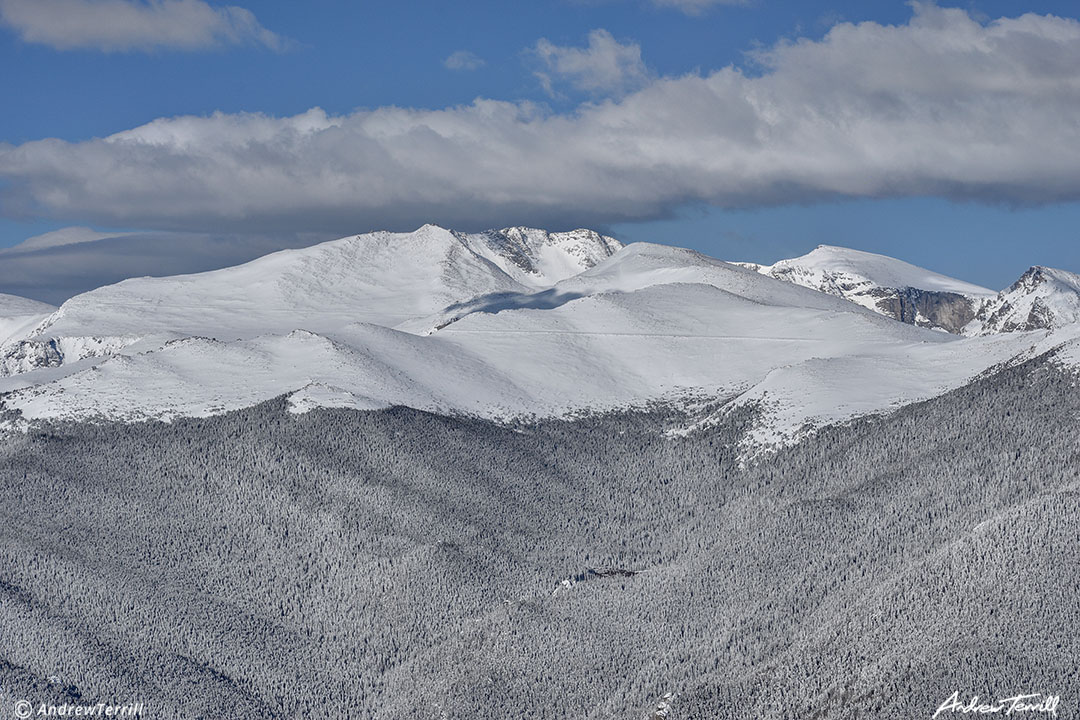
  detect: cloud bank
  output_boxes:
[0,0,283,52]
[2,4,1080,235]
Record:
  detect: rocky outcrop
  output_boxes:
[0,339,64,376]
[872,288,978,334]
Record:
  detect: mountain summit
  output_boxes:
[472,227,623,287]
[746,245,1080,337]
[976,265,1080,334]
[741,245,996,334]
[23,225,621,344]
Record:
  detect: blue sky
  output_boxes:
[2,0,1080,298]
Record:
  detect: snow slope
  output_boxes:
[406,243,877,335]
[4,273,955,432]
[2,226,1077,449]
[4,327,538,423]
[724,327,1080,449]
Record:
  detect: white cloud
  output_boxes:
[534,29,650,96]
[444,50,485,71]
[650,0,746,15]
[0,0,284,52]
[2,5,1080,235]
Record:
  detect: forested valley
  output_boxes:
[0,354,1077,718]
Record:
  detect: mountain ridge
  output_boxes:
[1,225,1078,450]
[976,265,1080,334]
[741,245,995,334]
[746,244,1080,337]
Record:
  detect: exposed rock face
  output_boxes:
[872,288,978,334]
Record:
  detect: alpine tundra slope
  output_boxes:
[1,225,1078,447]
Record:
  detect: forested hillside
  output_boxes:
[0,354,1076,718]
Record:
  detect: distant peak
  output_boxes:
[492,226,621,244]
[495,225,544,235]
[805,244,876,257]
[1021,264,1069,280]
[1009,265,1080,291]
[468,227,623,286]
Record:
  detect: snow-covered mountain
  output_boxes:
[741,245,996,334]
[1,225,621,370]
[1,226,1078,449]
[38,224,619,339]
[747,245,1080,338]
[975,266,1080,334]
